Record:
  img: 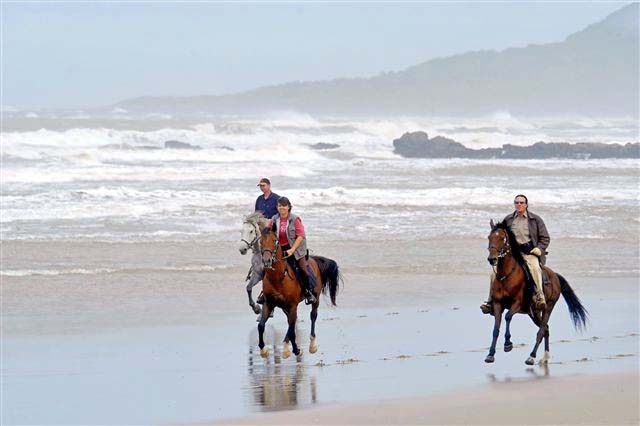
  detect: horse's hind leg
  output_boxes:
[257,303,273,358]
[485,303,504,363]
[309,302,319,354]
[540,305,554,364]
[526,310,551,365]
[539,323,551,365]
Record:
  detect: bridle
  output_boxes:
[240,220,261,253]
[261,238,283,270]
[489,231,510,260]
[489,230,516,281]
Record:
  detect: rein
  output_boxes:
[261,240,284,269]
[261,238,294,279]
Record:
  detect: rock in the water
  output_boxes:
[164,140,202,150]
[392,131,639,159]
[309,142,340,150]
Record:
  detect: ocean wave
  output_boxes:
[2,184,636,224]
[1,264,233,277]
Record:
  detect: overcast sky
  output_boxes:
[1,1,627,109]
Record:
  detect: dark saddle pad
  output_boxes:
[285,256,305,284]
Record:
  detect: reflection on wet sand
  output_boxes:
[487,363,551,383]
[247,328,317,412]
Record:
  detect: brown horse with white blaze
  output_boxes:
[485,219,588,365]
[258,229,341,359]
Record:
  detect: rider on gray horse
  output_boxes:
[239,178,279,316]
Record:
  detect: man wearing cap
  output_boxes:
[255,178,279,219]
[252,178,279,314]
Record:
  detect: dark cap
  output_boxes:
[257,177,271,186]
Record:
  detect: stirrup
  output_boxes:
[304,292,317,305]
[256,292,265,304]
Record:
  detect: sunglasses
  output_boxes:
[514,201,526,205]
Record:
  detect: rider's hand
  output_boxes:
[530,247,542,256]
[285,249,294,257]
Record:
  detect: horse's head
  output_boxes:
[487,219,510,266]
[260,229,279,269]
[239,212,267,255]
[239,220,259,255]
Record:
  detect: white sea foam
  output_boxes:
[0,264,232,277]
[2,114,637,243]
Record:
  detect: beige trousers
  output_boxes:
[523,254,544,301]
[488,255,545,302]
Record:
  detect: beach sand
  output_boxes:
[2,241,639,424]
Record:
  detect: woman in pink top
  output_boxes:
[269,197,317,305]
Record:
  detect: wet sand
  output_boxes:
[221,372,639,425]
[2,241,639,424]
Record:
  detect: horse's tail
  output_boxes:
[312,255,342,306]
[558,273,588,331]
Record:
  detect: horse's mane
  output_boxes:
[245,211,269,229]
[494,221,525,264]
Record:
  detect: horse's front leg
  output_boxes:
[246,273,262,314]
[257,303,273,358]
[485,303,504,363]
[309,301,319,354]
[503,305,519,353]
[526,309,551,365]
[247,255,264,314]
[285,307,300,359]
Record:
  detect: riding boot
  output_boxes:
[480,278,493,315]
[303,267,317,305]
[534,291,546,310]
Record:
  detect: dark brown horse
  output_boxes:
[485,220,588,364]
[257,229,341,359]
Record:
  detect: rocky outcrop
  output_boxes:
[99,143,160,150]
[392,131,639,159]
[164,140,202,150]
[309,142,340,150]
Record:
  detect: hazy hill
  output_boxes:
[117,4,639,116]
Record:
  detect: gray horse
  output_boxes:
[238,212,270,315]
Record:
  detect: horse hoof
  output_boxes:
[252,305,262,315]
[504,343,513,352]
[282,343,291,359]
[485,355,495,363]
[525,357,535,365]
[539,352,550,365]
[296,350,303,362]
[260,347,269,358]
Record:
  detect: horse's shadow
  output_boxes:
[247,326,318,411]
